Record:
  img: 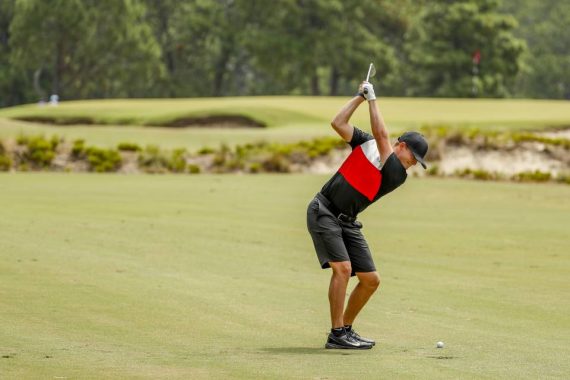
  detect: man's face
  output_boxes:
[397,142,417,169]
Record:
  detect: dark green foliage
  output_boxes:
[197,147,215,155]
[117,142,142,152]
[556,173,570,184]
[9,0,162,101]
[2,0,566,104]
[0,154,11,171]
[261,153,291,173]
[71,139,86,159]
[455,168,497,181]
[405,0,526,97]
[513,170,551,182]
[85,147,121,173]
[18,135,57,169]
[426,164,439,176]
[501,0,570,99]
[169,148,187,172]
[138,145,170,173]
[187,164,200,174]
[248,162,262,173]
[510,133,570,149]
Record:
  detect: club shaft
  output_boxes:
[366,64,373,82]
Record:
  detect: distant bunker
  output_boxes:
[150,115,266,128]
[14,114,266,128]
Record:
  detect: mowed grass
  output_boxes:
[1,97,569,150]
[0,174,569,379]
[0,118,331,151]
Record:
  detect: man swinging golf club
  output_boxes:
[306,64,428,349]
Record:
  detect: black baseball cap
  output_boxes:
[398,132,428,169]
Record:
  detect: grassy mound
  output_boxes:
[1,97,569,129]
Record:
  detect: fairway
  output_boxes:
[1,174,569,379]
[1,97,569,151]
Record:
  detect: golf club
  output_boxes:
[364,63,376,95]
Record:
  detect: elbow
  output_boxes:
[331,119,339,129]
[372,123,388,139]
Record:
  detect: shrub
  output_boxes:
[249,162,262,173]
[16,134,29,145]
[235,145,250,158]
[117,142,142,152]
[262,152,290,173]
[23,135,56,168]
[169,148,187,173]
[138,145,169,173]
[212,144,231,167]
[510,133,570,149]
[455,168,495,181]
[513,170,551,182]
[0,155,12,171]
[188,164,201,174]
[71,139,86,159]
[426,164,439,176]
[86,147,122,172]
[224,157,245,171]
[50,135,60,150]
[197,146,215,155]
[556,173,570,184]
[471,169,494,181]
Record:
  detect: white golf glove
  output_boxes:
[362,82,376,101]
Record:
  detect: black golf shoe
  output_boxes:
[325,330,373,350]
[348,329,375,346]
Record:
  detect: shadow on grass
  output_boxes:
[261,347,360,355]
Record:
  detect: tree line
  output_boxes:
[0,0,568,108]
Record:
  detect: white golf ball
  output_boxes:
[436,341,444,348]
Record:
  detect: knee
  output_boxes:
[362,272,381,290]
[331,262,352,279]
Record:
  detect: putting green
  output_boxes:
[0,174,569,379]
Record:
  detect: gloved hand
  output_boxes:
[361,81,376,101]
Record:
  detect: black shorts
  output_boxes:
[306,194,376,276]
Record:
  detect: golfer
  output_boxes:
[307,81,428,349]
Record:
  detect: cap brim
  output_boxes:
[412,151,427,169]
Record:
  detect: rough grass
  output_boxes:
[0,174,569,379]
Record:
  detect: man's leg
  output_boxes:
[343,271,381,326]
[328,261,352,328]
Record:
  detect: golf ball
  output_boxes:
[436,341,444,348]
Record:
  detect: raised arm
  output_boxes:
[362,82,393,163]
[331,95,366,142]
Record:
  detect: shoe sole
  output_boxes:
[325,342,373,350]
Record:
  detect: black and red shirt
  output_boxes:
[320,127,407,217]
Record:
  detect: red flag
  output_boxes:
[472,50,481,65]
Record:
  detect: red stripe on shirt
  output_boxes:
[338,146,382,201]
